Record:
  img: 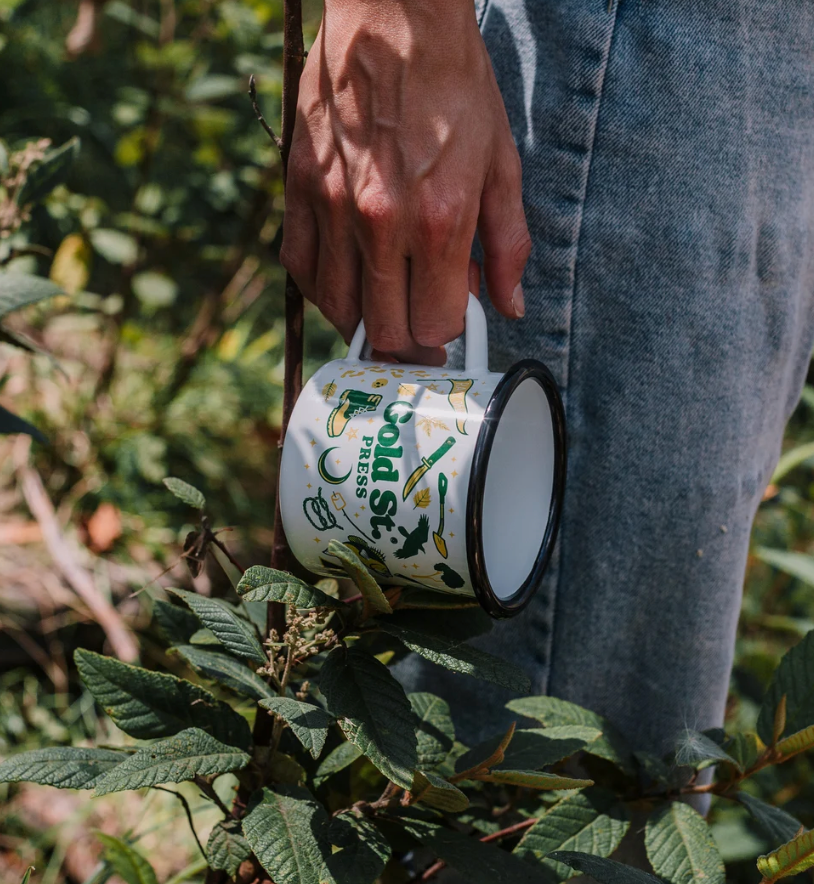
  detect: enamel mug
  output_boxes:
[279,294,566,618]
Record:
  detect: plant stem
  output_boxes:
[152,786,207,859]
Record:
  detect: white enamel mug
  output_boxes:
[279,294,566,618]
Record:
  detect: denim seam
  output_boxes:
[542,1,621,696]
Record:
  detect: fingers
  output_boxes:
[279,188,320,303]
[409,236,471,350]
[478,146,531,319]
[314,207,362,343]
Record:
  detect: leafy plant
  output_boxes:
[3,481,814,884]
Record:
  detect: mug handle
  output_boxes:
[346,292,489,372]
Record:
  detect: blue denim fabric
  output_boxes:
[395,0,814,753]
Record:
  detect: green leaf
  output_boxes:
[17,137,80,206]
[0,273,63,319]
[395,587,480,609]
[0,747,127,790]
[549,852,666,884]
[411,769,469,812]
[756,548,814,589]
[89,227,139,265]
[772,441,814,482]
[758,630,814,745]
[328,540,391,615]
[515,790,630,880]
[173,645,275,701]
[757,829,814,882]
[168,588,265,663]
[498,727,602,771]
[409,693,455,770]
[237,566,341,608]
[327,812,391,884]
[152,599,200,646]
[401,816,550,884]
[260,698,333,759]
[479,769,592,790]
[314,742,363,787]
[776,724,814,760]
[645,802,725,884]
[725,732,761,773]
[206,820,252,878]
[242,786,334,884]
[674,729,740,771]
[20,868,34,884]
[320,646,418,789]
[162,477,206,509]
[93,727,249,795]
[378,621,530,692]
[453,723,516,780]
[74,649,251,748]
[736,792,802,845]
[388,607,493,643]
[96,833,158,884]
[0,404,46,442]
[506,696,636,775]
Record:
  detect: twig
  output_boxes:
[152,786,207,859]
[415,817,537,882]
[210,535,246,575]
[13,437,138,662]
[249,75,283,151]
[193,775,233,818]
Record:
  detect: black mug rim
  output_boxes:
[465,359,567,619]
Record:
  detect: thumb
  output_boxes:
[478,149,531,318]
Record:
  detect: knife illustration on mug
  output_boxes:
[402,436,456,500]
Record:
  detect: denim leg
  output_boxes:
[396,0,814,754]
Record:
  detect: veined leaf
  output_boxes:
[320,646,417,789]
[207,820,252,878]
[725,732,761,773]
[674,729,740,771]
[168,588,264,663]
[506,696,635,775]
[327,812,391,884]
[0,747,127,790]
[162,477,206,509]
[410,693,455,770]
[314,742,363,787]
[736,793,802,845]
[238,566,341,608]
[413,487,431,509]
[757,630,814,746]
[93,727,249,795]
[550,852,666,884]
[0,404,46,442]
[74,649,251,748]
[757,828,814,882]
[0,273,63,319]
[152,599,200,645]
[498,726,601,771]
[96,833,158,884]
[477,769,593,790]
[776,724,814,760]
[16,137,80,206]
[645,801,725,884]
[260,697,333,759]
[514,789,630,880]
[378,621,530,692]
[242,787,334,884]
[328,540,391,616]
[411,769,469,812]
[400,816,549,884]
[172,645,275,701]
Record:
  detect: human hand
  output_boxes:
[280,0,530,363]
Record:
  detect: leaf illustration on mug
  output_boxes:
[321,380,337,402]
[416,415,450,437]
[413,487,431,509]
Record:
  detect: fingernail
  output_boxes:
[512,283,525,317]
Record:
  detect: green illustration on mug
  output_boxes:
[303,487,373,542]
[341,535,392,578]
[317,447,351,485]
[402,436,456,500]
[433,472,449,558]
[326,389,382,437]
[394,514,431,560]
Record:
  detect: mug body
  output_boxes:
[279,356,566,617]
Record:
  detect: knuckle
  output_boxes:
[412,320,463,348]
[416,192,464,246]
[355,185,398,231]
[365,323,411,354]
[318,170,347,206]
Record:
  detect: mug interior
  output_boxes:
[480,378,555,599]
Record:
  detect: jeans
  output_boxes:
[395,0,814,753]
